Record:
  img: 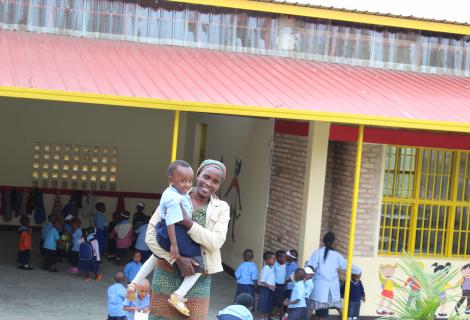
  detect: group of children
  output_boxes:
[233,249,365,320]
[107,270,150,320]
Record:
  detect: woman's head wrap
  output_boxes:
[197,159,226,182]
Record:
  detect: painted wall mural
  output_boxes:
[351,257,470,317]
[223,158,243,243]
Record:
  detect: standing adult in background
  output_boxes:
[131,160,230,320]
[307,232,355,320]
[133,202,148,230]
[94,202,107,256]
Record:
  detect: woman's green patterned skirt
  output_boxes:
[149,259,211,320]
[149,206,211,320]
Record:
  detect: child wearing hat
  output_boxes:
[343,266,365,320]
[111,211,134,266]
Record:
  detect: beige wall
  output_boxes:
[0,98,176,225]
[183,113,274,269]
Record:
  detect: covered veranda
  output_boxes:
[1,29,470,320]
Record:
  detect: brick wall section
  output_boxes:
[326,142,384,257]
[264,135,384,258]
[264,133,307,252]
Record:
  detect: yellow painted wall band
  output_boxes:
[167,0,470,35]
[0,86,469,133]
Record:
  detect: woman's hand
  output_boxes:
[175,256,199,277]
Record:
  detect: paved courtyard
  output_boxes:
[0,231,235,320]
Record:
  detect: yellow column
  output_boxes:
[171,111,180,162]
[299,121,330,264]
[342,125,364,320]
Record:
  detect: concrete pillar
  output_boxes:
[298,121,330,264]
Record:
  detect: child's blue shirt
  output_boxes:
[124,294,150,320]
[41,222,53,240]
[160,186,193,225]
[274,262,287,285]
[107,283,127,317]
[71,228,83,252]
[260,265,275,287]
[43,228,59,250]
[124,261,142,283]
[94,211,106,230]
[288,281,307,309]
[235,261,258,285]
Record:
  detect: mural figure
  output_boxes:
[432,262,452,318]
[454,263,470,315]
[404,261,424,304]
[376,263,399,316]
[224,158,242,242]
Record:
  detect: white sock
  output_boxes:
[174,273,201,298]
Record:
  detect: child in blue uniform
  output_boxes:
[218,293,254,320]
[108,271,127,320]
[67,218,82,273]
[235,249,258,303]
[259,251,276,320]
[124,251,142,283]
[273,250,288,315]
[284,268,308,320]
[124,279,150,320]
[43,218,61,272]
[156,160,201,316]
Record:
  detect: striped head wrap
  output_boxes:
[197,159,226,182]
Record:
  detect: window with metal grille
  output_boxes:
[378,145,470,257]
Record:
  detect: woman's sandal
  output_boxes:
[168,293,190,317]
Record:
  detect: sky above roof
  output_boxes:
[281,0,470,24]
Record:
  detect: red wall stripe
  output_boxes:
[0,185,161,200]
[274,120,470,150]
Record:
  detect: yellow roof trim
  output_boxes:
[167,0,470,35]
[0,86,469,133]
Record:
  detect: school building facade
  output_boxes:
[0,0,469,317]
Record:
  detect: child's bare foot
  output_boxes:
[95,274,103,281]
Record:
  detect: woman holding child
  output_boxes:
[131,159,230,320]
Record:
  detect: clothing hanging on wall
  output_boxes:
[51,194,63,217]
[33,190,45,224]
[116,196,125,214]
[25,191,34,215]
[70,190,83,208]
[0,189,5,216]
[3,191,13,221]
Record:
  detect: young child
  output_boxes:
[124,279,151,320]
[40,214,56,255]
[79,226,102,281]
[17,216,33,270]
[111,211,134,266]
[43,218,61,272]
[259,251,276,320]
[94,202,107,256]
[107,271,127,320]
[273,250,288,316]
[67,218,82,273]
[134,216,151,263]
[283,250,298,319]
[304,267,315,301]
[346,268,365,320]
[235,249,258,303]
[156,160,202,316]
[283,268,307,320]
[218,293,254,320]
[124,251,142,284]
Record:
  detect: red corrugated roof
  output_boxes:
[1,29,470,127]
